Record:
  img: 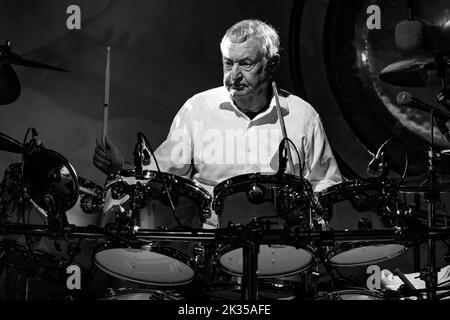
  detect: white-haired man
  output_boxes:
[93,19,342,228]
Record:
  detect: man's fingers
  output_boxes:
[95,146,109,160]
[95,138,106,151]
[104,135,116,151]
[94,153,110,166]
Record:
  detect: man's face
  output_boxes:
[222,37,271,103]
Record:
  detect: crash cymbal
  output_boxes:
[379,55,450,87]
[399,174,450,193]
[0,131,23,153]
[0,62,20,105]
[0,40,68,72]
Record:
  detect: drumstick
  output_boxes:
[272,82,295,173]
[102,46,111,146]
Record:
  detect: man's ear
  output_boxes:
[264,54,280,76]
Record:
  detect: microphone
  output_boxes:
[24,127,43,157]
[397,91,450,120]
[367,139,391,177]
[137,132,151,166]
[277,139,288,177]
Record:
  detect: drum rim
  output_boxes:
[93,243,197,286]
[214,172,308,192]
[317,289,386,300]
[327,241,408,267]
[212,172,313,216]
[106,169,212,200]
[101,288,184,300]
[317,177,397,200]
[217,243,315,278]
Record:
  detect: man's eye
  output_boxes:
[240,62,253,69]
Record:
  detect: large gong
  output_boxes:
[290,0,450,177]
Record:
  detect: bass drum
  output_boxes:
[100,288,185,300]
[95,169,211,286]
[314,289,386,300]
[213,173,316,278]
[317,178,407,267]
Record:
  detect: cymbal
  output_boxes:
[0,62,20,105]
[379,55,449,87]
[0,41,68,72]
[0,131,23,153]
[399,174,450,193]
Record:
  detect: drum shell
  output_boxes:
[318,179,408,267]
[212,173,316,277]
[101,172,205,259]
[96,170,211,286]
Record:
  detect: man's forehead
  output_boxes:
[221,37,263,59]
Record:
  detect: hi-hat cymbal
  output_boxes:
[0,131,23,153]
[399,174,450,193]
[379,55,449,87]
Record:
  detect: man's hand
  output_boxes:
[93,135,124,175]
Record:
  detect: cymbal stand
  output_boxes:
[419,109,440,300]
[241,238,259,300]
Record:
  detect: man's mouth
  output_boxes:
[230,84,245,90]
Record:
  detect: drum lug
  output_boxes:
[193,244,205,264]
[141,242,160,251]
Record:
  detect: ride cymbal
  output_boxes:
[379,55,450,87]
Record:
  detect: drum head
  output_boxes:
[218,245,314,278]
[94,247,195,286]
[328,243,407,267]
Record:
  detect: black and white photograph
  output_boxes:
[0,0,450,311]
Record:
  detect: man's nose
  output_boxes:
[230,63,243,81]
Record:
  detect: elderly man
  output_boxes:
[93,19,342,228]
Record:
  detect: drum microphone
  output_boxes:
[134,132,151,170]
[397,91,450,144]
[367,139,391,177]
[277,139,288,178]
[396,91,450,120]
[24,127,44,157]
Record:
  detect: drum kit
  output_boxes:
[1,41,450,301]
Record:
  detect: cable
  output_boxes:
[138,132,186,230]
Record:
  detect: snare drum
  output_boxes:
[95,170,211,286]
[317,178,407,267]
[213,173,315,278]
